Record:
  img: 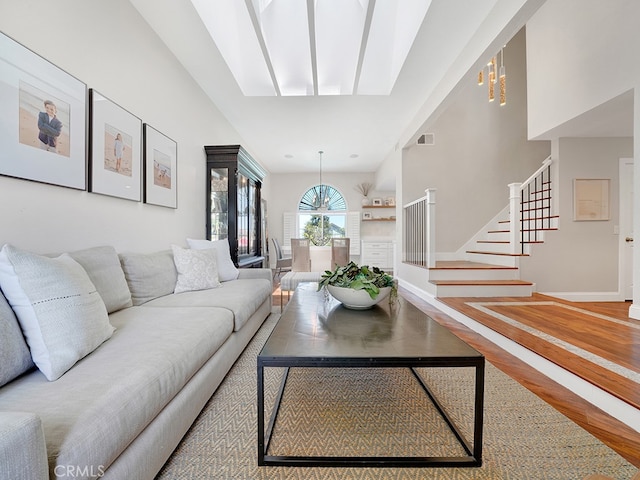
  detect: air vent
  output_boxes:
[416,133,435,146]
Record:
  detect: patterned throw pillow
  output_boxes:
[171,245,221,294]
[186,238,239,282]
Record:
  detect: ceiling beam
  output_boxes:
[306,0,318,96]
[244,0,281,96]
[352,0,376,95]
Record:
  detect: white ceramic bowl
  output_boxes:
[326,285,391,310]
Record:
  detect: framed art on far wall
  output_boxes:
[573,178,610,221]
[89,89,142,201]
[0,31,87,189]
[143,124,177,208]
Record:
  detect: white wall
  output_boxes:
[402,28,550,253]
[526,0,640,140]
[266,172,395,267]
[526,0,640,313]
[0,0,248,254]
[519,137,632,296]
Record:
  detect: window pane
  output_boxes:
[299,213,346,246]
[237,173,249,255]
[299,185,346,211]
[209,167,229,241]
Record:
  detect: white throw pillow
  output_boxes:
[186,238,239,282]
[0,289,35,387]
[171,245,221,293]
[0,245,114,381]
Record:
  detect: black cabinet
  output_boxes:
[205,145,266,268]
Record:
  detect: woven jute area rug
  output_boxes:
[156,313,636,479]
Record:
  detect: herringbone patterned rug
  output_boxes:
[155,313,636,479]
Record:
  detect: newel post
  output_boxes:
[426,188,437,268]
[508,183,522,255]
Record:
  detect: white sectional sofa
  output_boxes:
[0,242,272,480]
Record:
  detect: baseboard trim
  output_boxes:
[629,304,640,321]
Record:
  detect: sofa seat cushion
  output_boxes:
[144,278,271,331]
[0,305,234,477]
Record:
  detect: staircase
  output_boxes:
[426,157,556,298]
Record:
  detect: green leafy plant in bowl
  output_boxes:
[318,261,397,308]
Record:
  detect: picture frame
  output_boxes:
[573,178,610,221]
[362,212,372,220]
[0,31,87,189]
[372,198,383,206]
[89,89,142,201]
[386,197,396,206]
[143,124,177,208]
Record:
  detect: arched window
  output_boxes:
[297,185,347,246]
[299,185,346,211]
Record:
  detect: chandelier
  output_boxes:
[312,150,329,210]
[478,47,506,106]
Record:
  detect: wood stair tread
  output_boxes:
[466,250,530,256]
[430,279,533,286]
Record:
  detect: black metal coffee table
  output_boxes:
[257,283,484,468]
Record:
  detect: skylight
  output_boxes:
[190,0,432,96]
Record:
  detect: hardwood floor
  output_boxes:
[272,283,640,468]
[406,291,640,469]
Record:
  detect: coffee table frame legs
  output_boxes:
[257,363,484,468]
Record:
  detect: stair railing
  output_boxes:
[509,156,554,254]
[403,188,436,268]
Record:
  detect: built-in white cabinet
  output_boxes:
[361,239,394,272]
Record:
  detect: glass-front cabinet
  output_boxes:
[205,145,266,268]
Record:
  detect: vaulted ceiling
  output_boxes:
[129,0,631,178]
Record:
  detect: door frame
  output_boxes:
[619,158,634,300]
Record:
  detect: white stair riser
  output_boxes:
[474,242,512,254]
[429,269,518,281]
[486,232,510,242]
[433,284,533,297]
[464,253,517,267]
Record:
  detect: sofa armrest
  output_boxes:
[236,268,272,282]
[0,412,48,480]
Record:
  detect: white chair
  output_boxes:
[291,238,311,272]
[330,237,350,269]
[271,238,292,279]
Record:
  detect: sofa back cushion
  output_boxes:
[119,250,177,305]
[68,246,132,313]
[0,245,114,381]
[0,289,34,387]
